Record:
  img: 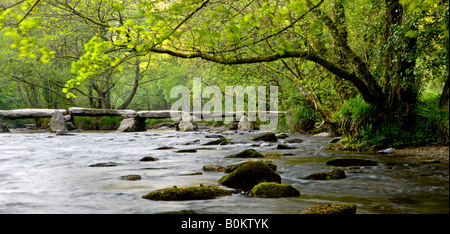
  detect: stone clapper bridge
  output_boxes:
[0,108,284,132]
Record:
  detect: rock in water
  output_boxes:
[120,175,141,181]
[178,121,196,132]
[238,115,254,131]
[326,158,377,166]
[0,119,10,133]
[220,160,277,173]
[117,118,145,132]
[218,161,281,190]
[225,149,264,158]
[276,144,297,149]
[300,203,357,214]
[88,162,118,167]
[140,156,158,162]
[50,111,67,132]
[142,185,232,201]
[202,164,224,172]
[377,148,394,154]
[251,132,278,142]
[249,182,300,198]
[203,138,232,145]
[305,169,346,180]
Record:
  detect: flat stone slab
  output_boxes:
[69,107,136,117]
[136,110,185,119]
[0,109,68,119]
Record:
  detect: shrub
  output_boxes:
[335,95,449,149]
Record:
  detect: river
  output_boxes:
[0,130,448,214]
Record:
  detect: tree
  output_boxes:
[2,0,448,121]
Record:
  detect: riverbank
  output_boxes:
[393,145,449,162]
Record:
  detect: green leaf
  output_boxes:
[405,30,418,38]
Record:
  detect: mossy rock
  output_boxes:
[142,185,232,201]
[140,156,158,162]
[249,182,300,198]
[275,133,289,139]
[225,149,264,158]
[262,152,283,157]
[174,149,198,153]
[326,158,377,167]
[220,160,277,173]
[88,162,117,167]
[276,144,297,149]
[251,132,278,142]
[202,164,224,172]
[287,139,303,143]
[300,203,357,214]
[202,138,232,145]
[119,174,142,181]
[218,161,281,190]
[154,146,175,150]
[159,210,198,214]
[304,169,346,180]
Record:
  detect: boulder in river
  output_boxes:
[287,139,303,143]
[220,160,277,173]
[326,158,377,166]
[89,162,118,167]
[203,137,232,145]
[238,115,254,131]
[154,146,175,150]
[174,149,197,153]
[249,182,300,198]
[276,144,297,149]
[300,203,357,214]
[218,160,281,190]
[304,168,346,180]
[251,132,278,142]
[226,121,239,130]
[275,133,289,139]
[0,119,10,133]
[140,156,158,162]
[117,118,141,132]
[177,121,197,132]
[202,164,224,172]
[377,148,394,154]
[120,175,141,181]
[50,111,67,132]
[142,185,232,201]
[225,149,264,158]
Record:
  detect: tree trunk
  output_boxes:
[117,59,143,110]
[383,0,419,125]
[439,75,449,110]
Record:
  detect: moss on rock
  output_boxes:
[140,156,158,162]
[249,182,300,198]
[304,169,346,180]
[300,203,357,214]
[203,138,232,145]
[142,185,232,201]
[326,158,377,166]
[251,132,278,142]
[220,160,277,173]
[218,161,281,190]
[225,149,264,158]
[119,174,142,181]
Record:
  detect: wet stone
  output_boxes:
[140,156,158,162]
[120,175,141,181]
[89,162,118,167]
[326,158,377,167]
[225,149,264,158]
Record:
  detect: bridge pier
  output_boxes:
[1,108,285,132]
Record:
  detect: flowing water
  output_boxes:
[0,130,448,214]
